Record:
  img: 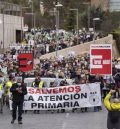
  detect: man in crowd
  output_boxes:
[10,78,27,124]
[5,75,14,107]
[104,89,120,129]
[32,74,44,89]
[32,74,44,114]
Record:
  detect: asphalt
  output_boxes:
[0,105,107,129]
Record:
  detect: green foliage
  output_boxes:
[4,0,120,33]
[5,0,28,5]
[81,6,105,29]
[64,0,76,31]
[100,11,120,34]
[65,11,76,31]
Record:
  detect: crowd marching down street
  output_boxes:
[10,28,103,56]
[0,28,120,128]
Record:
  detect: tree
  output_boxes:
[101,12,120,33]
[65,11,76,31]
[63,0,76,31]
[81,6,105,30]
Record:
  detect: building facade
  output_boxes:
[90,0,120,12]
[90,0,109,11]
[109,0,120,11]
[0,1,24,49]
[0,14,23,48]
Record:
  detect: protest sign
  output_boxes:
[9,83,101,110]
[18,50,33,72]
[90,44,112,75]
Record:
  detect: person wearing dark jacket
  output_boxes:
[31,75,44,114]
[104,90,120,129]
[10,79,27,124]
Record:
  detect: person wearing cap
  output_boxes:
[10,78,27,124]
[104,89,120,129]
[0,80,3,113]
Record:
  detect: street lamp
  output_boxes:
[93,18,100,32]
[1,4,5,53]
[25,12,36,34]
[93,18,100,42]
[55,2,63,30]
[82,2,91,30]
[25,12,36,28]
[28,0,34,29]
[69,8,79,44]
[55,2,63,57]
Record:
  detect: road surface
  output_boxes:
[0,106,107,129]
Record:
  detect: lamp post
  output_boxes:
[2,10,4,53]
[28,0,34,29]
[93,18,100,31]
[87,5,90,30]
[93,18,100,42]
[1,4,5,53]
[69,8,79,44]
[55,2,63,57]
[82,2,91,30]
[25,12,36,36]
[25,12,36,29]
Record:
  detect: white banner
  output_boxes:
[10,83,101,110]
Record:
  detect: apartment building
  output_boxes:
[90,0,120,11]
[0,1,24,48]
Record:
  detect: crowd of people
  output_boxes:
[0,28,120,127]
[0,44,120,113]
[10,28,103,57]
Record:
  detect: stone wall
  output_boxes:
[40,35,119,59]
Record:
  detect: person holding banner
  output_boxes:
[10,78,27,124]
[32,75,44,114]
[104,89,120,129]
[32,75,44,89]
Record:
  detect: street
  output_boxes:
[0,106,107,129]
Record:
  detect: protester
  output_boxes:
[5,75,14,107]
[0,30,118,115]
[31,74,45,89]
[10,28,102,56]
[0,80,3,113]
[31,74,44,114]
[104,89,120,129]
[10,78,27,124]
